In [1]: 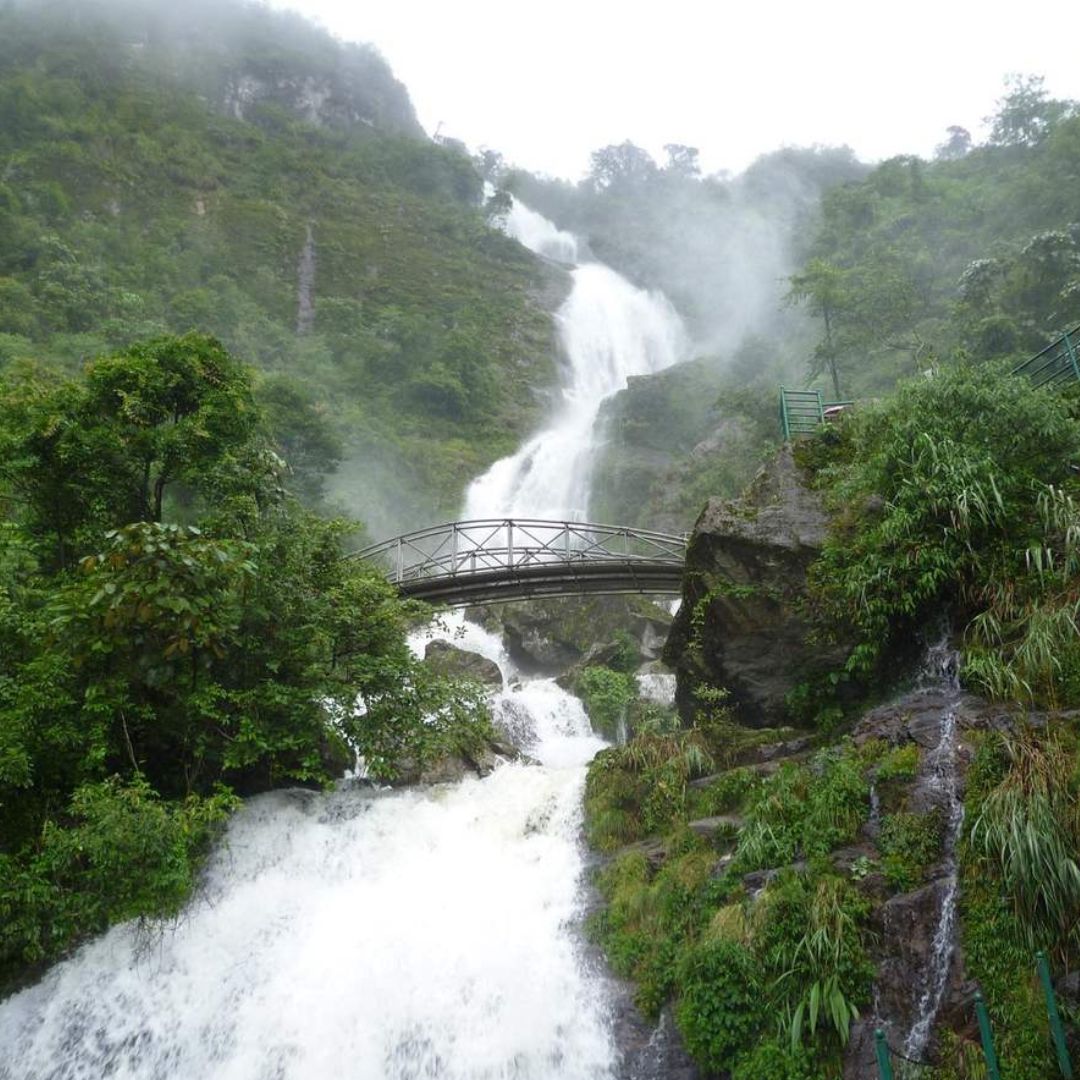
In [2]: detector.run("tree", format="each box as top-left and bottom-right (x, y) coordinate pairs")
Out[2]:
(588, 141), (658, 192)
(934, 126), (972, 161)
(988, 75), (1072, 148)
(0, 333), (267, 565)
(787, 259), (851, 398)
(663, 143), (700, 178)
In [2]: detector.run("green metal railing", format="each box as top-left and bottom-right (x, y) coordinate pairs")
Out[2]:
(778, 386), (854, 439)
(874, 953), (1075, 1079)
(1011, 325), (1080, 388)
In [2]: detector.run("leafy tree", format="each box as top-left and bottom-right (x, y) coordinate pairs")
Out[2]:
(786, 259), (850, 397)
(0, 334), (266, 566)
(934, 125), (972, 161)
(588, 141), (658, 193)
(988, 74), (1072, 148)
(663, 143), (700, 177)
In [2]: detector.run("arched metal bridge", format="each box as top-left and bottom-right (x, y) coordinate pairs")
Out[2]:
(352, 519), (687, 605)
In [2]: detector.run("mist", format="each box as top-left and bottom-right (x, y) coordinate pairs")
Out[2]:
(502, 142), (868, 369)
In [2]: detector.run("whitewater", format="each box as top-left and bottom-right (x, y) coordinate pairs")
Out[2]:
(0, 200), (686, 1080)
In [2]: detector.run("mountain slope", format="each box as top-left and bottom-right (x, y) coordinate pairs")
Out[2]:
(0, 0), (566, 534)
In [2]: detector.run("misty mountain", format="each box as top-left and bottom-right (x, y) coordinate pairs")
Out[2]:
(0, 0), (566, 535)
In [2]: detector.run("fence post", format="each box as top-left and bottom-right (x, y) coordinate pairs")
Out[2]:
(780, 386), (790, 440)
(507, 520), (514, 570)
(874, 1029), (894, 1080)
(1037, 951), (1074, 1078)
(395, 538), (403, 582)
(1063, 330), (1080, 384)
(975, 992), (1002, 1080)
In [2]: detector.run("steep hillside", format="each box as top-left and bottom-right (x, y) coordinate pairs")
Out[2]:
(0, 0), (565, 535)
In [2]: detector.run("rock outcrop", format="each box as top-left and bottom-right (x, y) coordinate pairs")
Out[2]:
(423, 641), (503, 688)
(473, 596), (672, 676)
(663, 445), (849, 726)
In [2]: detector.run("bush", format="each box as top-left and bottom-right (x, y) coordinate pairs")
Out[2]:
(0, 777), (236, 986)
(732, 1038), (816, 1080)
(576, 665), (636, 741)
(806, 362), (1080, 703)
(676, 940), (763, 1071)
(879, 811), (944, 891)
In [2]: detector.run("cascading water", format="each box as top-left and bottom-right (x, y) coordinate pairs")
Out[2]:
(0, 688), (616, 1079)
(466, 199), (686, 521)
(901, 639), (966, 1061)
(0, 203), (685, 1078)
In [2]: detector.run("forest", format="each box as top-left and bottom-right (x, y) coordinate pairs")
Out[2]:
(2, 0), (1080, 1076)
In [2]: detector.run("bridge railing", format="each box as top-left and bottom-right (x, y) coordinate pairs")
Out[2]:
(1011, 324), (1080, 389)
(352, 518), (686, 586)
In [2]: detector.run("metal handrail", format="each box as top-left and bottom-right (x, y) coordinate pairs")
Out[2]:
(351, 518), (688, 588)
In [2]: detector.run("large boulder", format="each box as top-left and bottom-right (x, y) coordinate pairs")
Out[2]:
(423, 640), (503, 688)
(663, 446), (848, 726)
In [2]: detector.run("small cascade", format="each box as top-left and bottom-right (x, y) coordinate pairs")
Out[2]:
(635, 671), (677, 708)
(902, 639), (966, 1061)
(0, 638), (619, 1080)
(867, 781), (881, 838)
(408, 609), (512, 684)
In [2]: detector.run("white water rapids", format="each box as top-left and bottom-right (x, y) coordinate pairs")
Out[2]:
(0, 205), (687, 1078)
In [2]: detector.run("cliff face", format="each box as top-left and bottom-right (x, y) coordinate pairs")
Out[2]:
(663, 445), (849, 726)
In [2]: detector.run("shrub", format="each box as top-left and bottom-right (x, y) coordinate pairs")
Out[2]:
(732, 1037), (817, 1079)
(676, 940), (764, 1071)
(878, 811), (944, 891)
(806, 362), (1080, 704)
(875, 742), (920, 783)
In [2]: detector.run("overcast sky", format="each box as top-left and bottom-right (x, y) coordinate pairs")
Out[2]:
(268, 0), (1080, 180)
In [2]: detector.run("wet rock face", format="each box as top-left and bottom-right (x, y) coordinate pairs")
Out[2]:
(423, 641), (503, 688)
(475, 596), (673, 677)
(842, 687), (1001, 1077)
(663, 446), (849, 726)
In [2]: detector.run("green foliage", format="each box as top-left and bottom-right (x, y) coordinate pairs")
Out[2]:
(731, 1038), (816, 1080)
(806, 362), (1080, 702)
(575, 665), (636, 741)
(728, 743), (869, 875)
(878, 811), (944, 891)
(957, 731), (1065, 1080)
(968, 729), (1080, 956)
(585, 728), (713, 850)
(0, 0), (560, 532)
(792, 83), (1080, 394)
(0, 777), (236, 983)
(754, 872), (873, 1053)
(676, 940), (763, 1070)
(0, 334), (491, 988)
(586, 717), (875, 1074)
(875, 742), (920, 783)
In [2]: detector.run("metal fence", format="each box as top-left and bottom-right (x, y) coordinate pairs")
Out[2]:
(875, 953), (1074, 1080)
(351, 518), (688, 605)
(779, 386), (854, 439)
(1011, 325), (1080, 389)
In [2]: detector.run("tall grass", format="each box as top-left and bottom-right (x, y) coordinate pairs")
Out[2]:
(969, 730), (1080, 955)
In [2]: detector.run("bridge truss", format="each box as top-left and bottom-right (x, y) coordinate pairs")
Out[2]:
(352, 518), (687, 606)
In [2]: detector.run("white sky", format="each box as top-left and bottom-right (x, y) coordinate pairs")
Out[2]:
(268, 0), (1080, 180)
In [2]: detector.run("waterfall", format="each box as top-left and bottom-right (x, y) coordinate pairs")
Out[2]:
(466, 200), (686, 521)
(902, 640), (965, 1061)
(0, 642), (618, 1080)
(0, 202), (683, 1078)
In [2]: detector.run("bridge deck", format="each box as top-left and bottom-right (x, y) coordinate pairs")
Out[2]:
(352, 518), (686, 606)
